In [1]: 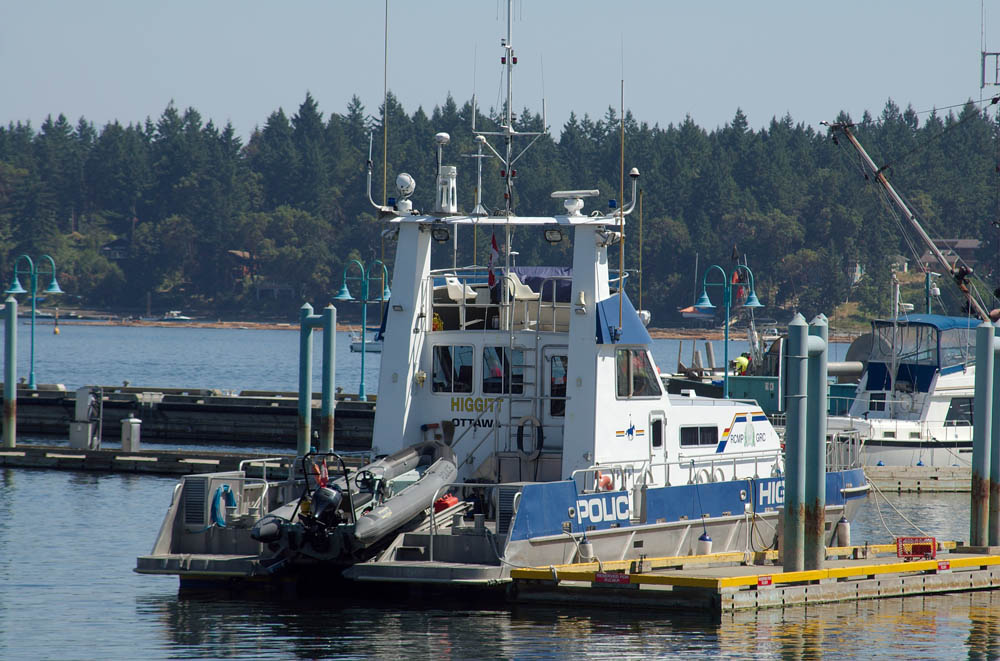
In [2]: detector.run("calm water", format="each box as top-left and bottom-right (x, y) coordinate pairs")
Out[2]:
(0, 323), (988, 660)
(11, 319), (848, 394)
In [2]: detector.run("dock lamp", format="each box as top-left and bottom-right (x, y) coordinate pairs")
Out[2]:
(694, 263), (763, 399)
(5, 254), (63, 390)
(334, 259), (391, 401)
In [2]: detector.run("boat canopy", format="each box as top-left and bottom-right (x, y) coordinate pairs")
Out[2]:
(874, 314), (981, 332)
(865, 314), (978, 391)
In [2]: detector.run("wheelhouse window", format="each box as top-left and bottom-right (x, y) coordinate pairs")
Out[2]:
(944, 397), (973, 426)
(433, 345), (474, 393)
(680, 426), (718, 447)
(483, 347), (524, 394)
(651, 418), (663, 448)
(550, 355), (567, 416)
(869, 392), (886, 412)
(616, 348), (661, 398)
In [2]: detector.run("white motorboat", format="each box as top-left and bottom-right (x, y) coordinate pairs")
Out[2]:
(828, 314), (977, 467)
(349, 329), (382, 353)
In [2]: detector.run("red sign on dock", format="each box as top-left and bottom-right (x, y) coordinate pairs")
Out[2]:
(757, 575), (773, 587)
(594, 572), (631, 585)
(896, 536), (936, 559)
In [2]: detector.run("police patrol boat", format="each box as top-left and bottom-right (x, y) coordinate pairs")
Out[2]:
(136, 0), (867, 588)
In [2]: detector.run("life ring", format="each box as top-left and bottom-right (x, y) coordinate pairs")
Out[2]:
(898, 392), (914, 412)
(595, 470), (615, 491)
(516, 415), (544, 461)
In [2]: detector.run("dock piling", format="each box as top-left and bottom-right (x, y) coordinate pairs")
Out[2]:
(992, 324), (1000, 544)
(804, 315), (828, 570)
(783, 313), (808, 572)
(972, 321), (996, 546)
(298, 303), (315, 456)
(320, 305), (336, 453)
(298, 303), (339, 456)
(3, 296), (16, 448)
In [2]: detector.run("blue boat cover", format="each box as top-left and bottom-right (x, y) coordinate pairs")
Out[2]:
(874, 313), (981, 331)
(596, 291), (651, 345)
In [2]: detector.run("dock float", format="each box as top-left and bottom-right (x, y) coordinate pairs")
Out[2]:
(865, 465), (970, 493)
(0, 445), (362, 477)
(508, 542), (1000, 612)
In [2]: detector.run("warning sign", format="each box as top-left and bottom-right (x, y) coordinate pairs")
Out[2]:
(594, 572), (631, 585)
(896, 536), (936, 559)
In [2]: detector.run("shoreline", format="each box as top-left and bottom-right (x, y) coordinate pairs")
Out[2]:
(46, 317), (861, 342)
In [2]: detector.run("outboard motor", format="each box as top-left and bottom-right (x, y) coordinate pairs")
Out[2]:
(312, 486), (344, 526)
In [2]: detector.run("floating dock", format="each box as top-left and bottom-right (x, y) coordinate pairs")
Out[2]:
(13, 385), (374, 449)
(508, 542), (1000, 612)
(0, 445), (362, 477)
(865, 465), (970, 493)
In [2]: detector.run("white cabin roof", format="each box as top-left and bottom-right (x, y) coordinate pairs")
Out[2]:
(388, 213), (625, 227)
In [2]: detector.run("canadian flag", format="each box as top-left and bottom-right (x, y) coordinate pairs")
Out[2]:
(488, 232), (499, 288)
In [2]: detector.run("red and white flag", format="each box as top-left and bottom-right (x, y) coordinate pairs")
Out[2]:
(488, 232), (499, 288)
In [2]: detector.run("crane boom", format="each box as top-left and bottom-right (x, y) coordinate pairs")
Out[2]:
(825, 121), (990, 321)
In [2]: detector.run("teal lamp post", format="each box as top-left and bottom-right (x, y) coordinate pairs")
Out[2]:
(694, 264), (763, 399)
(5, 254), (63, 390)
(334, 259), (391, 401)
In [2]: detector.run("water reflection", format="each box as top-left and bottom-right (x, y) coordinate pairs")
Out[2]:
(130, 586), (1000, 659)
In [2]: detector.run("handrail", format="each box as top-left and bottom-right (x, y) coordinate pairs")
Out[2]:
(237, 456), (290, 482)
(574, 448), (783, 491)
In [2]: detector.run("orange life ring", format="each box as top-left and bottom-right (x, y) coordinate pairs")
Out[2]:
(596, 470), (614, 491)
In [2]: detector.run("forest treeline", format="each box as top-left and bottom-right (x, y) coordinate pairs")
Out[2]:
(0, 91), (997, 324)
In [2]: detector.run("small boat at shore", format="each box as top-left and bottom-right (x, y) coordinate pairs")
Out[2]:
(349, 329), (382, 353)
(160, 310), (194, 322)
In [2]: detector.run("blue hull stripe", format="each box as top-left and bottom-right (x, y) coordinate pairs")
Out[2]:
(508, 468), (867, 542)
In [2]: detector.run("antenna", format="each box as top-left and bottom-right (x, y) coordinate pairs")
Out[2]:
(474, 0), (546, 216)
(383, 0), (389, 205)
(618, 78), (625, 331)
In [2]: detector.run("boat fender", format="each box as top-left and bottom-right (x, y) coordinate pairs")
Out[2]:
(516, 415), (543, 461)
(835, 516), (851, 547)
(595, 470), (614, 491)
(697, 532), (713, 555)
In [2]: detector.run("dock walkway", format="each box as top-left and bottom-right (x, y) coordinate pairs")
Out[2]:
(509, 542), (1000, 612)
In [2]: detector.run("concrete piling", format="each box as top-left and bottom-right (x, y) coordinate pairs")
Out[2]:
(319, 305), (336, 453)
(3, 296), (16, 449)
(298, 303), (339, 456)
(298, 303), (315, 456)
(972, 321), (995, 547)
(804, 315), (828, 570)
(783, 313), (808, 572)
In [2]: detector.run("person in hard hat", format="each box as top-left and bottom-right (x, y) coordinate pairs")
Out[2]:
(733, 353), (749, 376)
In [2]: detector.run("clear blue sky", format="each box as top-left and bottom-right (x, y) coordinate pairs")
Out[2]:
(1, 1), (995, 141)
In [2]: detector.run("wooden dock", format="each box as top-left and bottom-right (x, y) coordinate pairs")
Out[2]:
(509, 541), (1000, 612)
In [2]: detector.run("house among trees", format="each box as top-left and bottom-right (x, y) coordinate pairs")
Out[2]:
(100, 237), (130, 261)
(916, 239), (981, 271)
